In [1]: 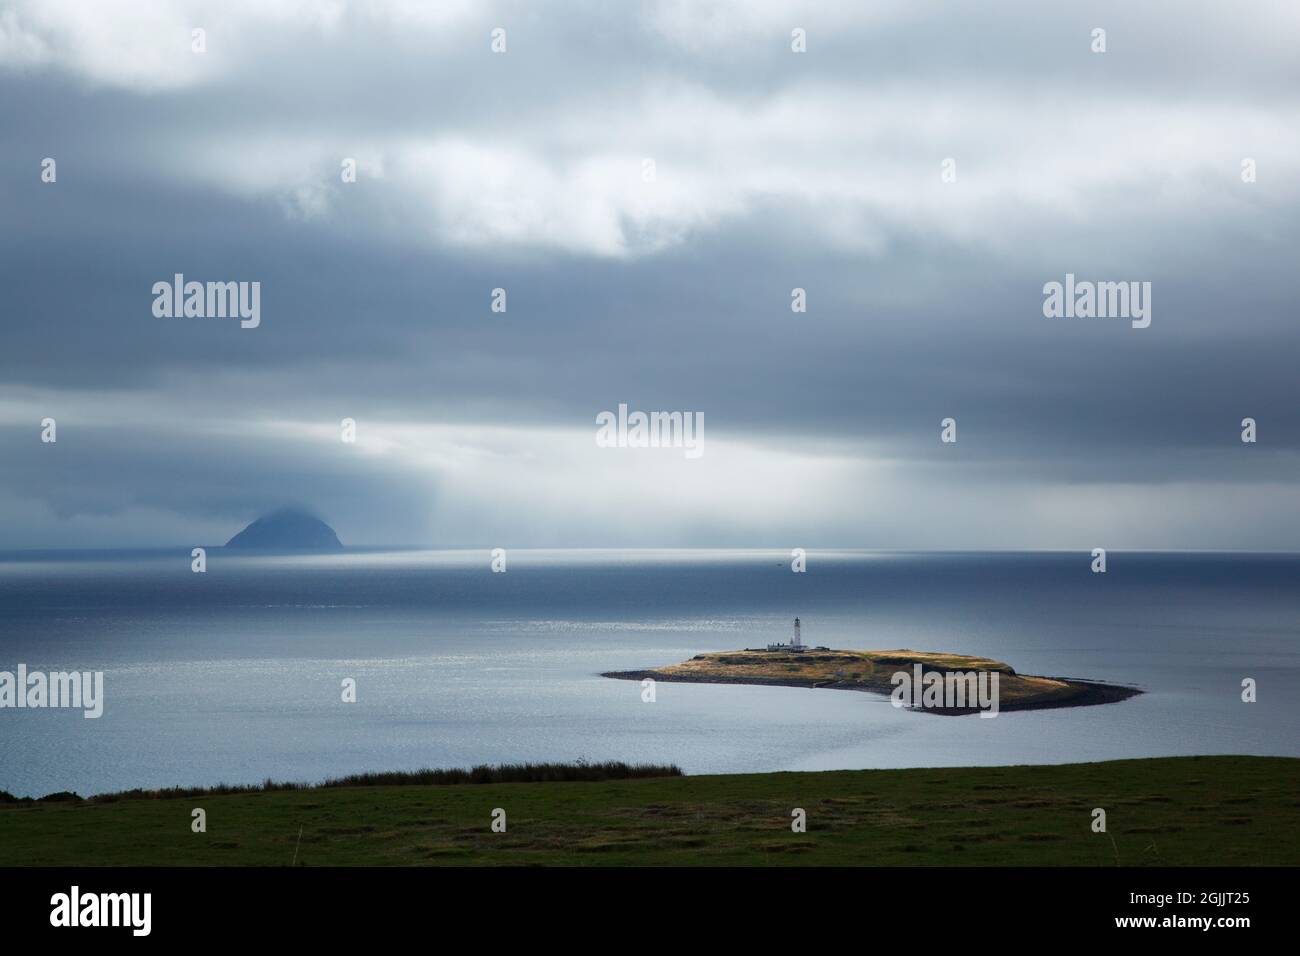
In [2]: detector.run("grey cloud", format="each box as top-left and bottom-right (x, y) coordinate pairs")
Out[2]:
(1, 0), (1297, 549)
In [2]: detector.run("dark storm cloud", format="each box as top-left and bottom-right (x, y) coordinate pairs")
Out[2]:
(0, 421), (439, 547)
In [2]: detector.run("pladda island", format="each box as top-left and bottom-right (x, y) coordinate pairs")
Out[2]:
(603, 619), (1140, 716)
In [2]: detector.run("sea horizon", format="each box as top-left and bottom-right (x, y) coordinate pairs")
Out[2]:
(6, 545), (1300, 558)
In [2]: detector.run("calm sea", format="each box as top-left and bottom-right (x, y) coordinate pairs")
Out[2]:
(0, 549), (1296, 797)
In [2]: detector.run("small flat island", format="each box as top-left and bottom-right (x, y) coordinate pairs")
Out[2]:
(604, 620), (1140, 715)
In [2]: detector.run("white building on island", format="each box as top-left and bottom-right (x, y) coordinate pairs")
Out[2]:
(767, 617), (809, 652)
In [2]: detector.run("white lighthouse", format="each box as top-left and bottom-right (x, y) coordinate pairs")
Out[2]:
(766, 617), (809, 652)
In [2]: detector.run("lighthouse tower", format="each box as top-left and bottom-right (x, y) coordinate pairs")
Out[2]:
(765, 617), (809, 652)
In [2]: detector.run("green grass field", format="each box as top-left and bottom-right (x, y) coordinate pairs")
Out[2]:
(2, 756), (1296, 866)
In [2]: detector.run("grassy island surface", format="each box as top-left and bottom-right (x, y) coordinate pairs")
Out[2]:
(603, 648), (1141, 714)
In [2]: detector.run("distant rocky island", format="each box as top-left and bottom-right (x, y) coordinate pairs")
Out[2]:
(224, 508), (343, 551)
(603, 647), (1140, 715)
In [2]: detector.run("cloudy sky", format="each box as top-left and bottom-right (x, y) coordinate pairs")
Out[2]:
(1, 0), (1297, 549)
